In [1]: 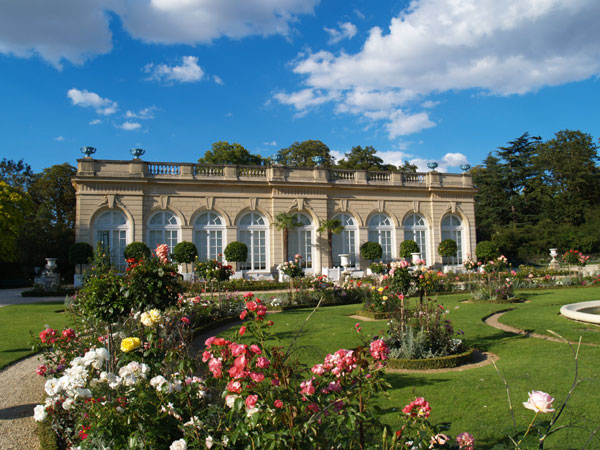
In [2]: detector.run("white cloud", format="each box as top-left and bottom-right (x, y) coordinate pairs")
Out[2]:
(89, 119), (102, 125)
(264, 140), (277, 146)
(54, 136), (65, 141)
(125, 107), (156, 119)
(118, 121), (141, 131)
(213, 75), (224, 85)
(374, 150), (414, 168)
(276, 0), (600, 138)
(0, 0), (317, 66)
(324, 22), (357, 45)
(67, 88), (118, 115)
(409, 153), (469, 172)
(145, 56), (204, 83)
(330, 149), (344, 163)
(385, 110), (436, 138)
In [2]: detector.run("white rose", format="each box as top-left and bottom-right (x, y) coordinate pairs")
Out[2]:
(205, 436), (213, 449)
(169, 439), (187, 450)
(225, 394), (239, 409)
(150, 375), (168, 391)
(62, 398), (74, 410)
(33, 405), (47, 422)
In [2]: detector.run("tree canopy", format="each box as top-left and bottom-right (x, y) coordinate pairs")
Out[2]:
(276, 140), (335, 167)
(198, 141), (267, 166)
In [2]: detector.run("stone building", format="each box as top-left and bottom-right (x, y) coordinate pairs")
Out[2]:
(72, 157), (477, 277)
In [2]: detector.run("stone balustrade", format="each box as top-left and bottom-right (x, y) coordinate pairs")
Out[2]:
(76, 158), (473, 188)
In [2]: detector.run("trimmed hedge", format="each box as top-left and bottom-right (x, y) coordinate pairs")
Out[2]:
(37, 417), (60, 450)
(385, 348), (475, 370)
(355, 310), (391, 320)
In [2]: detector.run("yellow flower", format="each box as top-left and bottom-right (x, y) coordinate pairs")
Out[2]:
(140, 309), (162, 327)
(377, 287), (384, 293)
(121, 337), (141, 353)
(382, 296), (388, 300)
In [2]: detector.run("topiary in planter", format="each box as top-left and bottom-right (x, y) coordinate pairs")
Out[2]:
(399, 240), (420, 258)
(360, 241), (383, 263)
(438, 239), (458, 258)
(224, 241), (248, 263)
(172, 241), (198, 264)
(476, 240), (499, 263)
(123, 242), (151, 260)
(68, 242), (94, 273)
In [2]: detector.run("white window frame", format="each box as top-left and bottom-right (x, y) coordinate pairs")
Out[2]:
(332, 213), (359, 268)
(367, 213), (395, 263)
(403, 214), (428, 264)
(94, 210), (129, 271)
(238, 212), (269, 272)
(441, 214), (463, 265)
(194, 212), (225, 262)
(288, 213), (314, 272)
(147, 211), (180, 253)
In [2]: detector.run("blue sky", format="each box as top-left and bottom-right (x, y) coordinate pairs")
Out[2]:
(1, 0), (599, 173)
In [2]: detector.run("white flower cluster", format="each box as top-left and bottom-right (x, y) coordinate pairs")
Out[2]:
(118, 361), (150, 386)
(34, 348), (110, 421)
(150, 374), (182, 393)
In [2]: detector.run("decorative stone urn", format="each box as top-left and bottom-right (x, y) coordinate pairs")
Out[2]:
(339, 254), (350, 271)
(549, 248), (560, 270)
(411, 252), (421, 264)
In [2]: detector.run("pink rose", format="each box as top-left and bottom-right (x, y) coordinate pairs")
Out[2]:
(300, 378), (315, 396)
(208, 358), (222, 378)
(523, 390), (555, 413)
(369, 339), (390, 361)
(239, 326), (246, 336)
(227, 380), (242, 393)
(250, 372), (265, 383)
(456, 432), (474, 450)
(245, 394), (258, 409)
(240, 310), (247, 320)
(250, 344), (262, 354)
(274, 399), (283, 408)
(256, 357), (270, 369)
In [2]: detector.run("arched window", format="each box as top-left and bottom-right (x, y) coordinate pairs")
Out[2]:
(238, 212), (269, 271)
(367, 214), (394, 262)
(403, 214), (428, 263)
(94, 210), (129, 271)
(288, 213), (313, 270)
(332, 213), (359, 268)
(441, 214), (463, 265)
(194, 212), (225, 261)
(147, 211), (180, 252)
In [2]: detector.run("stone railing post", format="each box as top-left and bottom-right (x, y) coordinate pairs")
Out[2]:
(180, 164), (194, 177)
(77, 159), (96, 176)
(427, 171), (441, 188)
(462, 173), (473, 187)
(224, 166), (237, 181)
(355, 170), (367, 184)
(129, 160), (145, 177)
(313, 167), (329, 182)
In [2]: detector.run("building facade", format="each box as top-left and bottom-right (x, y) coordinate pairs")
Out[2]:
(72, 158), (477, 276)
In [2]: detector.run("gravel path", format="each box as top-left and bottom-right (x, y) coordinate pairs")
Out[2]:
(0, 356), (44, 450)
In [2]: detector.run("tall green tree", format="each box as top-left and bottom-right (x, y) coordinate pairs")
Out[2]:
(19, 163), (77, 277)
(0, 158), (35, 192)
(533, 130), (600, 225)
(0, 181), (32, 262)
(198, 141), (266, 166)
(337, 146), (394, 171)
(472, 155), (510, 240)
(276, 140), (335, 167)
(317, 219), (344, 266)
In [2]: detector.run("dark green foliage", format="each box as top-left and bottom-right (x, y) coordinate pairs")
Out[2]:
(198, 141), (266, 166)
(476, 240), (499, 262)
(224, 241), (248, 262)
(276, 140), (335, 167)
(121, 257), (183, 311)
(438, 239), (458, 258)
(360, 241), (383, 261)
(68, 242), (94, 267)
(337, 146), (396, 171)
(123, 242), (151, 260)
(399, 240), (420, 258)
(171, 241), (198, 264)
(78, 270), (128, 323)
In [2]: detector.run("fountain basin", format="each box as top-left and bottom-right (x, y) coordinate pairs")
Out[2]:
(560, 300), (600, 324)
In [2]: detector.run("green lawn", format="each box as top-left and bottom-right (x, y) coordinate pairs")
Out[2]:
(0, 302), (71, 369)
(223, 288), (600, 450)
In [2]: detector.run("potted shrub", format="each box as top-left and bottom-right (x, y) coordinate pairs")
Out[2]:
(475, 240), (499, 263)
(171, 241), (198, 281)
(123, 242), (151, 261)
(68, 242), (94, 287)
(399, 240), (420, 260)
(438, 239), (458, 271)
(360, 241), (383, 275)
(224, 241), (248, 279)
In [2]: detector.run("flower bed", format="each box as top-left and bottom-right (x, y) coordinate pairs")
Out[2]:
(385, 348), (475, 370)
